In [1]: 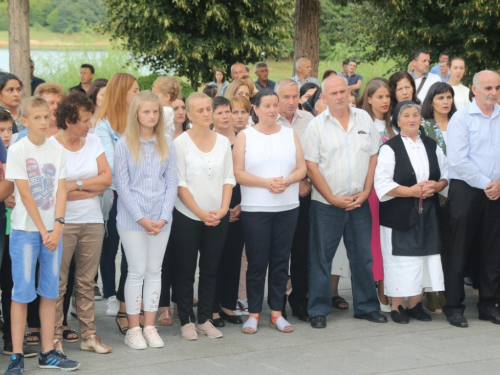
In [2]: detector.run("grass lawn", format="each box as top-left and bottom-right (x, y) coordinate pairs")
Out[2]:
(0, 25), (111, 49)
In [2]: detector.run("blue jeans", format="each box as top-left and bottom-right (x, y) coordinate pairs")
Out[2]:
(308, 200), (379, 317)
(10, 229), (63, 303)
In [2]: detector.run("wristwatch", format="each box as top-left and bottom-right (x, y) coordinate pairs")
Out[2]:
(76, 180), (83, 191)
(55, 217), (65, 225)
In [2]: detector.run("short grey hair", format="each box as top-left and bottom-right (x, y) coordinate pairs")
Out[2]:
(274, 79), (299, 95)
(397, 103), (421, 122)
(472, 70), (500, 87)
(230, 62), (245, 74)
(321, 75), (348, 92)
(254, 62), (268, 72)
(295, 57), (309, 70)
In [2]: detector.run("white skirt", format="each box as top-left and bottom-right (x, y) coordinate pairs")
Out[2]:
(380, 226), (444, 297)
(331, 237), (351, 278)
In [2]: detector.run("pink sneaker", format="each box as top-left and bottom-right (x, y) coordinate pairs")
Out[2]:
(143, 326), (164, 348)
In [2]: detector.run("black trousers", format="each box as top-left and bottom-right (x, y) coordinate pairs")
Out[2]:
(444, 179), (500, 316)
(213, 219), (245, 312)
(172, 209), (229, 325)
(288, 194), (311, 311)
(159, 236), (176, 307)
(241, 208), (299, 314)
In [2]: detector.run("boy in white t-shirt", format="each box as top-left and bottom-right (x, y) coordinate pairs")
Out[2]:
(4, 97), (79, 374)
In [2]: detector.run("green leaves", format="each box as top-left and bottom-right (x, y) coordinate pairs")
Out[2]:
(100, 0), (294, 89)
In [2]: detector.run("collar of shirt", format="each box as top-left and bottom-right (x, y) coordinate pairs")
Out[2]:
(323, 105), (356, 132)
(410, 71), (428, 80)
(139, 135), (157, 144)
(277, 110), (302, 125)
(469, 99), (500, 119)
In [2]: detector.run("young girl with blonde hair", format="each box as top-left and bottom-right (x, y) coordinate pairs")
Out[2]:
(114, 90), (178, 349)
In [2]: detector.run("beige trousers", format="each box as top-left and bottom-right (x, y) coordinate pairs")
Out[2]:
(55, 223), (104, 341)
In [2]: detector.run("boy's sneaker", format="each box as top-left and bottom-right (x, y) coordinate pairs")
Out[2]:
(234, 299), (249, 316)
(94, 286), (103, 301)
(80, 334), (112, 354)
(38, 349), (80, 371)
(3, 340), (36, 358)
(5, 353), (24, 374)
(106, 296), (119, 316)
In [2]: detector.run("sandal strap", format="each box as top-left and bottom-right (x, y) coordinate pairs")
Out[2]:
(273, 316), (293, 331)
(242, 317), (259, 332)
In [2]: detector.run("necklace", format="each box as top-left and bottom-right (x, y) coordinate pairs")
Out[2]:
(62, 132), (82, 155)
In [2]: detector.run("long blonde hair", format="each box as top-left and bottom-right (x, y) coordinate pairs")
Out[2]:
(97, 73), (136, 134)
(124, 90), (169, 163)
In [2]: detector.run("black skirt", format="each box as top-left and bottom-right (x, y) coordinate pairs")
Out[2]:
(391, 199), (442, 257)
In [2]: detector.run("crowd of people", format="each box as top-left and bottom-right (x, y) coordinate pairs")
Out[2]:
(0, 47), (500, 373)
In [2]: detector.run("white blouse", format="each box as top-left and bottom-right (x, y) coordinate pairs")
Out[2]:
(375, 136), (448, 202)
(174, 132), (236, 221)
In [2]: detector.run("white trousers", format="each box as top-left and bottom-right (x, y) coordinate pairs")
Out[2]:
(117, 224), (171, 315)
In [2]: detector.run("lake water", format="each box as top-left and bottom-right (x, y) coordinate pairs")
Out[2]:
(0, 48), (152, 77)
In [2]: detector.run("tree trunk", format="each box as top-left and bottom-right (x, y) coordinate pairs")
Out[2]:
(293, 0), (320, 78)
(9, 0), (31, 97)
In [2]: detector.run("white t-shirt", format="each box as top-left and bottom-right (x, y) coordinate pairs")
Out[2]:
(49, 134), (105, 224)
(6, 137), (67, 232)
(240, 126), (299, 212)
(163, 107), (175, 139)
(174, 132), (236, 221)
(414, 72), (442, 102)
(451, 83), (471, 110)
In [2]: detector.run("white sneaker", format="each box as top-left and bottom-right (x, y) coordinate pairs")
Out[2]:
(124, 327), (147, 350)
(143, 326), (164, 348)
(106, 296), (119, 316)
(234, 299), (249, 316)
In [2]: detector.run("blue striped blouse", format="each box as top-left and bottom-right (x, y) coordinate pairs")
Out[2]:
(114, 136), (178, 232)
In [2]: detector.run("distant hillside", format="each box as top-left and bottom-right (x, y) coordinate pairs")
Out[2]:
(0, 0), (106, 34)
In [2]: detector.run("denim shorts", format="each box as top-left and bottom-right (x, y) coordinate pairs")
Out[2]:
(10, 229), (62, 303)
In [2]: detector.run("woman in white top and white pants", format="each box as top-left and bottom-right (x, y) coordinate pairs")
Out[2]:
(172, 92), (235, 341)
(233, 89), (307, 334)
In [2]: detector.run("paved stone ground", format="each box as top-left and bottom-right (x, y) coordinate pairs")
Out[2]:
(1, 276), (498, 375)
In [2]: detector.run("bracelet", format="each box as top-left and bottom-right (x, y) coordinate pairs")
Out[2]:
(288, 177), (293, 186)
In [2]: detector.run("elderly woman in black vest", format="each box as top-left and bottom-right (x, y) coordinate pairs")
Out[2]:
(374, 101), (449, 324)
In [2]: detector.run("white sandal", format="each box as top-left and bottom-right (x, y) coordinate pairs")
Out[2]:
(269, 316), (293, 333)
(242, 317), (259, 334)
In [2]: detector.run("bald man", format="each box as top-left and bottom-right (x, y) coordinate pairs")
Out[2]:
(301, 75), (386, 328)
(291, 58), (319, 88)
(445, 70), (500, 328)
(230, 63), (247, 81)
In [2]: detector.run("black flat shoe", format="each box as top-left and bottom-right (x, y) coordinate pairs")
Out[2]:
(219, 309), (242, 324)
(479, 310), (500, 325)
(447, 312), (468, 328)
(291, 308), (309, 322)
(354, 311), (388, 323)
(391, 305), (409, 324)
(406, 302), (432, 322)
(310, 315), (326, 328)
(211, 317), (225, 327)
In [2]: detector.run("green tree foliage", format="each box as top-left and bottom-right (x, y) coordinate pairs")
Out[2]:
(30, 0), (55, 27)
(99, 0), (294, 90)
(27, 0), (106, 33)
(0, 2), (8, 31)
(319, 0), (357, 60)
(339, 0), (500, 82)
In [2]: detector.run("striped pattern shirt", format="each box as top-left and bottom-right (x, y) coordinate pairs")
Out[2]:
(114, 136), (178, 232)
(301, 106), (381, 204)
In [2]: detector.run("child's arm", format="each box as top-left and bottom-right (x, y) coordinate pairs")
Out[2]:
(44, 178), (66, 251)
(15, 179), (50, 239)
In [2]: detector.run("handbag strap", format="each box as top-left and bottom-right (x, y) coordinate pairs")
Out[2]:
(416, 77), (427, 96)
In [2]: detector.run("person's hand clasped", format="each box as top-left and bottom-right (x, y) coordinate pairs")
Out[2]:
(420, 180), (440, 198)
(5, 194), (15, 209)
(229, 204), (241, 222)
(206, 208), (227, 226)
(345, 192), (368, 211)
(485, 180), (500, 200)
(138, 218), (161, 236)
(299, 179), (312, 197)
(43, 228), (62, 252)
(268, 176), (288, 194)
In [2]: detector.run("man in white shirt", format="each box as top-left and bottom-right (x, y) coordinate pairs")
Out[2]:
(291, 58), (320, 88)
(410, 49), (442, 102)
(275, 79), (314, 321)
(301, 75), (387, 328)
